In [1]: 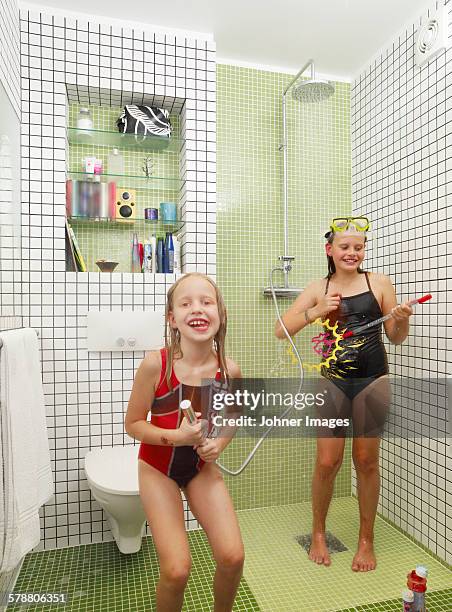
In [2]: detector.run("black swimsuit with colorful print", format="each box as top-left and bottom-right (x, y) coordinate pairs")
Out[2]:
(320, 271), (389, 400)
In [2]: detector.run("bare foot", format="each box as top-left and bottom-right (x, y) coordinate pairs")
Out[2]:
(308, 533), (331, 566)
(352, 539), (376, 572)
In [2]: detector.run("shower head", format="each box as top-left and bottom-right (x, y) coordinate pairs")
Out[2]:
(292, 78), (335, 103)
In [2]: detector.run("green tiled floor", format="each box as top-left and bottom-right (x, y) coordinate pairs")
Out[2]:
(238, 497), (452, 612)
(7, 530), (259, 611)
(6, 499), (452, 611)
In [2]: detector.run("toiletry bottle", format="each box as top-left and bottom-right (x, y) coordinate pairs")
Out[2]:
(93, 182), (102, 218)
(163, 232), (169, 273)
(86, 182), (94, 217)
(162, 233), (168, 273)
(79, 181), (89, 217)
(76, 107), (93, 132)
(166, 232), (174, 273)
(402, 589), (414, 611)
(143, 241), (152, 273)
(173, 234), (181, 272)
(66, 179), (73, 217)
(94, 159), (103, 182)
(70, 180), (79, 217)
(156, 237), (164, 273)
(150, 234), (157, 273)
(99, 183), (109, 218)
(131, 232), (141, 273)
(83, 156), (96, 174)
(162, 233), (168, 274)
(407, 566), (427, 612)
(108, 181), (117, 219)
(108, 148), (125, 176)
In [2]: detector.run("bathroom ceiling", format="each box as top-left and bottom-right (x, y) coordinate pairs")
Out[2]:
(24, 0), (432, 79)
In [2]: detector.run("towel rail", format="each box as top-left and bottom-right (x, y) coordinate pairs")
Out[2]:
(0, 328), (39, 348)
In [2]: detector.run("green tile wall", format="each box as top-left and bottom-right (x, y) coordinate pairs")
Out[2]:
(216, 64), (352, 509)
(67, 104), (181, 272)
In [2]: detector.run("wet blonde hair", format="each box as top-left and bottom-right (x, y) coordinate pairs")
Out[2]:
(164, 273), (228, 390)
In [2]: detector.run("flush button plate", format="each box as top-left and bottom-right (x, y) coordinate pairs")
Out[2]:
(87, 310), (164, 352)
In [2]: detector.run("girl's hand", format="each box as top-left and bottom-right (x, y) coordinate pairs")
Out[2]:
(178, 412), (205, 446)
(391, 302), (413, 321)
(313, 291), (342, 318)
(195, 439), (222, 462)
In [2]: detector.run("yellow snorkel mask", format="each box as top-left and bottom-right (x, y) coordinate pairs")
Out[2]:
(324, 216), (370, 239)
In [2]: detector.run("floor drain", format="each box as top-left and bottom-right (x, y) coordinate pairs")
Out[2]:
(295, 531), (348, 554)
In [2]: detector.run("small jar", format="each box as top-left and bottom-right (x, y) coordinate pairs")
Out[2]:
(77, 107), (93, 131)
(144, 207), (158, 220)
(160, 202), (177, 221)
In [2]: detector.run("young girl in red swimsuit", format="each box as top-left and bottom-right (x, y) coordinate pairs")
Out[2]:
(125, 273), (244, 612)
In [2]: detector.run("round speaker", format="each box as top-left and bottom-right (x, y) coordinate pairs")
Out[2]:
(119, 204), (133, 218)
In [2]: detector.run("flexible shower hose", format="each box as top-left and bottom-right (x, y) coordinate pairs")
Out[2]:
(217, 267), (305, 476)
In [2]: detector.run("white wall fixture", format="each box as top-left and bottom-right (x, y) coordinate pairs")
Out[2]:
(415, 4), (449, 67)
(87, 310), (164, 352)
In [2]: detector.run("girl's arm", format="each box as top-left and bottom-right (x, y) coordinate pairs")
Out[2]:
(216, 359), (242, 452)
(274, 281), (321, 339)
(125, 351), (204, 447)
(196, 358), (242, 462)
(274, 280), (342, 339)
(380, 275), (412, 345)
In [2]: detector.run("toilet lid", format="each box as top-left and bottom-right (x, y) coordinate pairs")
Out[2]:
(84, 446), (140, 495)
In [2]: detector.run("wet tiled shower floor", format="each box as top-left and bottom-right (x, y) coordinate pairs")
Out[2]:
(7, 498), (452, 611)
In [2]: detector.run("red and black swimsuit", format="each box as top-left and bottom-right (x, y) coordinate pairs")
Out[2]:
(138, 348), (222, 488)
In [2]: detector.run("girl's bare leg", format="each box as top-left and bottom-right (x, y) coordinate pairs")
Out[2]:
(184, 463), (244, 612)
(139, 460), (191, 612)
(351, 375), (391, 571)
(309, 378), (348, 566)
(309, 436), (346, 565)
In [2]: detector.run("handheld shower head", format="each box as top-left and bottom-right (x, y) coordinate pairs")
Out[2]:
(292, 78), (335, 103)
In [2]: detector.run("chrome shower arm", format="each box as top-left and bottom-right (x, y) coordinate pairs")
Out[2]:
(282, 58), (314, 97)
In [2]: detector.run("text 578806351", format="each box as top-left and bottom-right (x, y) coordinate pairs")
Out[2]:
(7, 593), (68, 604)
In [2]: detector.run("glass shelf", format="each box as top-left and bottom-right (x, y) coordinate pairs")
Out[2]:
(67, 127), (183, 153)
(67, 172), (183, 191)
(68, 216), (184, 232)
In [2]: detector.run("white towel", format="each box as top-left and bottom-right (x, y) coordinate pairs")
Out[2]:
(0, 328), (53, 572)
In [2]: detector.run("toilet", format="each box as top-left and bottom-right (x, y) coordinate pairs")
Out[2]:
(84, 445), (147, 554)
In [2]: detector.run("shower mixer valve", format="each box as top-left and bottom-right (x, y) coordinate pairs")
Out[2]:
(278, 255), (295, 272)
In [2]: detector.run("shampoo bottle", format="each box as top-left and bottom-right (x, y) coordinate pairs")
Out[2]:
(131, 232), (141, 273)
(143, 241), (152, 273)
(156, 237), (164, 273)
(165, 232), (174, 273)
(150, 234), (157, 273)
(173, 234), (181, 272)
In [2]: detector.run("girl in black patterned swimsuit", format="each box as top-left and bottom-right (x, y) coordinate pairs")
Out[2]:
(275, 217), (414, 572)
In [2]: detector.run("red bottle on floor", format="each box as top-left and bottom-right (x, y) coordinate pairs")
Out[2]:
(407, 566), (428, 612)
(402, 589), (414, 611)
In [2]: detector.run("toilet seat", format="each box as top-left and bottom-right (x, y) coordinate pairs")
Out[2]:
(85, 446), (140, 496)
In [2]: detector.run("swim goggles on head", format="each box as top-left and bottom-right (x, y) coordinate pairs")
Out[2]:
(325, 216), (370, 238)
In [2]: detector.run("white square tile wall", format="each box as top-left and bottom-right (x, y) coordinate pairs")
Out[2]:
(0, 0), (21, 320)
(0, 0), (23, 594)
(0, 0), (20, 116)
(19, 7), (216, 549)
(351, 0), (452, 564)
